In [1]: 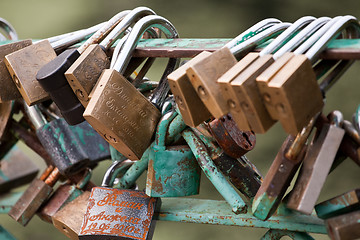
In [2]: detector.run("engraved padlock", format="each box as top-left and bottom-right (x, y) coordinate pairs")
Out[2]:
(79, 160), (160, 240)
(84, 15), (179, 160)
(146, 110), (201, 197)
(36, 10), (131, 125)
(5, 24), (104, 106)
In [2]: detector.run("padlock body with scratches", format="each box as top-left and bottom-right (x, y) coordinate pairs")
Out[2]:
(5, 40), (55, 105)
(79, 188), (159, 240)
(65, 44), (110, 107)
(84, 69), (161, 160)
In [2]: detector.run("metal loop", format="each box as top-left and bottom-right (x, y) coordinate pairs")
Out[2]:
(0, 17), (18, 40)
(101, 160), (134, 187)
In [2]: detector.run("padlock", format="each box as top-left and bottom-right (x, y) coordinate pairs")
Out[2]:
(8, 166), (60, 226)
(208, 113), (256, 159)
(326, 210), (360, 240)
(252, 115), (316, 221)
(220, 17), (319, 132)
(0, 144), (39, 193)
(287, 111), (345, 214)
(79, 160), (160, 240)
(64, 7), (156, 107)
(24, 103), (90, 176)
(167, 52), (212, 127)
(168, 18), (280, 127)
(37, 169), (94, 223)
(84, 15), (179, 160)
(4, 23), (104, 106)
(0, 101), (13, 141)
(36, 10), (131, 125)
(191, 126), (262, 200)
(315, 189), (360, 219)
(257, 16), (358, 135)
(52, 160), (133, 240)
(146, 110), (201, 197)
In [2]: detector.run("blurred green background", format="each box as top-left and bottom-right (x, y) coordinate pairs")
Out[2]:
(0, 0), (360, 239)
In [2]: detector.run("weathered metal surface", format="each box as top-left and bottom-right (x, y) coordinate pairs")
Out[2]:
(130, 38), (360, 59)
(0, 145), (39, 193)
(0, 225), (16, 240)
(252, 135), (305, 220)
(261, 229), (314, 240)
(8, 168), (60, 226)
(315, 189), (360, 219)
(146, 111), (200, 197)
(155, 198), (326, 234)
(182, 129), (247, 214)
(79, 188), (159, 240)
(208, 113), (256, 158)
(326, 210), (360, 240)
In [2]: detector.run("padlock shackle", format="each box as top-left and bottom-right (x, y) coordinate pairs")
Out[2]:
(101, 160), (134, 187)
(224, 18), (282, 50)
(77, 10), (131, 54)
(260, 16), (316, 56)
(343, 120), (360, 145)
(155, 110), (177, 148)
(273, 17), (332, 59)
(50, 21), (106, 51)
(230, 22), (292, 56)
(23, 103), (48, 130)
(306, 15), (359, 63)
(292, 16), (342, 57)
(99, 7), (156, 50)
(353, 104), (360, 133)
(0, 17), (18, 40)
(327, 110), (344, 128)
(113, 15), (179, 74)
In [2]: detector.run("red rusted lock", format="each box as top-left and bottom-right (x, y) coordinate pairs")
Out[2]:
(79, 187), (160, 240)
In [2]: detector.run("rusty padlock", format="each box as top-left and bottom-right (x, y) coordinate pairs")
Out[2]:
(146, 110), (201, 197)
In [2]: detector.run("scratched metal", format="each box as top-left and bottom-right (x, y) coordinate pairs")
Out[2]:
(155, 198), (326, 234)
(315, 189), (360, 219)
(79, 188), (159, 240)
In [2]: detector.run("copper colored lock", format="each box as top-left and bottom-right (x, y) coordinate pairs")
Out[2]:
(208, 113), (256, 158)
(167, 51), (212, 127)
(326, 210), (360, 240)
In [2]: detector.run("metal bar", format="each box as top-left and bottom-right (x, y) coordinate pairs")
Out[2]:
(131, 38), (360, 59)
(155, 198), (326, 234)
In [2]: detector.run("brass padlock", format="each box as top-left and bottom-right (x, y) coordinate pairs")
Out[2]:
(0, 40), (32, 102)
(167, 52), (212, 127)
(220, 22), (304, 133)
(84, 15), (179, 160)
(65, 7), (155, 107)
(4, 26), (102, 106)
(257, 16), (357, 135)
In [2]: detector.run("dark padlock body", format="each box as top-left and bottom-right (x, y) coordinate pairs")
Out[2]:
(36, 118), (90, 176)
(8, 178), (52, 226)
(79, 188), (160, 240)
(36, 49), (85, 125)
(208, 113), (256, 158)
(212, 153), (262, 199)
(69, 121), (110, 164)
(0, 145), (39, 193)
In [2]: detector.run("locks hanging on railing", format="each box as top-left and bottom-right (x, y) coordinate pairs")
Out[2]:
(146, 110), (201, 197)
(5, 24), (104, 106)
(84, 15), (179, 160)
(79, 160), (160, 240)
